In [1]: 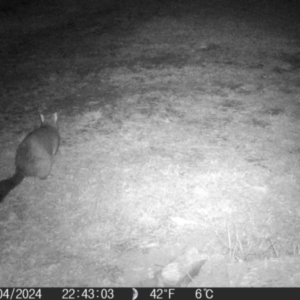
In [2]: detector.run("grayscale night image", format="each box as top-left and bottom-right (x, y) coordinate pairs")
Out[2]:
(0, 0), (300, 288)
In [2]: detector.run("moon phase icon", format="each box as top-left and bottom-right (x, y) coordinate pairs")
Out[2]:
(132, 288), (138, 300)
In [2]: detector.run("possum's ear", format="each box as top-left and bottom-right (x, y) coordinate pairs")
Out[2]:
(40, 114), (45, 124)
(53, 112), (58, 123)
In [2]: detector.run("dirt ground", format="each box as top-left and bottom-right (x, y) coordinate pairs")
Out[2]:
(0, 0), (300, 287)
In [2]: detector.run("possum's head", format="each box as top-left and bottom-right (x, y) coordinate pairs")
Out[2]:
(40, 113), (59, 129)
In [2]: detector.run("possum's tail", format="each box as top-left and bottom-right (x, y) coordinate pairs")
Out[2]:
(0, 171), (25, 203)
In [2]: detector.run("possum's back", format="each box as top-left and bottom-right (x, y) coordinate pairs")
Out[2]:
(16, 125), (60, 179)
